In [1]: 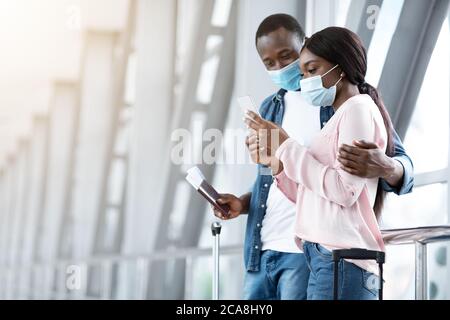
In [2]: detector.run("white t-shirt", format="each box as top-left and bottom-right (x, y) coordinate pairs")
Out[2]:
(260, 91), (321, 252)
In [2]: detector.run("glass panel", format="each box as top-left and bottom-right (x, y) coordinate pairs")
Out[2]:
(168, 181), (191, 241)
(382, 183), (448, 299)
(381, 183), (447, 229)
(384, 242), (450, 300)
(384, 244), (415, 299)
(403, 18), (449, 174)
(107, 159), (126, 206)
(335, 0), (352, 27)
(114, 123), (130, 155)
(366, 0), (404, 87)
(428, 243), (450, 299)
(114, 260), (141, 299)
(103, 207), (120, 250)
(189, 254), (243, 299)
(196, 36), (223, 104)
(87, 264), (101, 298)
(124, 53), (136, 105)
(211, 0), (232, 27)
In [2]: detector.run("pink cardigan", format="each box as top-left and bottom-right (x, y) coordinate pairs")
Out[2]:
(274, 94), (387, 275)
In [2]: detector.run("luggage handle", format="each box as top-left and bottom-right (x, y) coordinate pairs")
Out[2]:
(332, 248), (385, 300)
(211, 222), (222, 300)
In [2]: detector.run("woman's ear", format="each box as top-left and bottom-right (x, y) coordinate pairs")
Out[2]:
(337, 66), (346, 78)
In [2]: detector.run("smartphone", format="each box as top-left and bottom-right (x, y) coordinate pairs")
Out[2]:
(237, 95), (259, 115)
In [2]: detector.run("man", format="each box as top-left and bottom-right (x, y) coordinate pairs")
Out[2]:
(213, 14), (414, 300)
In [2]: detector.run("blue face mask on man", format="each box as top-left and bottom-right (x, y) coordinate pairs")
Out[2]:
(267, 59), (302, 91)
(300, 64), (343, 107)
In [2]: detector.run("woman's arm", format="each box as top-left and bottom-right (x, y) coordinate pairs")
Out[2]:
(272, 161), (299, 203)
(336, 130), (413, 195)
(275, 103), (378, 208)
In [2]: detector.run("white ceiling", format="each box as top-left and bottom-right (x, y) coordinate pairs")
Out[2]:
(0, 0), (129, 166)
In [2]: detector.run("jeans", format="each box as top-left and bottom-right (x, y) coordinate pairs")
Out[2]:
(302, 241), (379, 300)
(243, 250), (310, 300)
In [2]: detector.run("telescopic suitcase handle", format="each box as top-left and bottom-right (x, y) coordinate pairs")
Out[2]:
(332, 249), (385, 300)
(211, 222), (222, 300)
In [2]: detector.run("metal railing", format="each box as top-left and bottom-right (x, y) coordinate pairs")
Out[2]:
(0, 244), (242, 300)
(381, 225), (450, 300)
(1, 225), (450, 300)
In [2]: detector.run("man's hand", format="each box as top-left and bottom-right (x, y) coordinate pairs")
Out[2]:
(338, 140), (404, 187)
(211, 194), (245, 220)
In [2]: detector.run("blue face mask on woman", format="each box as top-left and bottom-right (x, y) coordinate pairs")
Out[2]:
(300, 64), (343, 107)
(267, 59), (302, 91)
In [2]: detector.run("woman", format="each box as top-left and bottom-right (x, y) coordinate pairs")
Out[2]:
(245, 27), (394, 300)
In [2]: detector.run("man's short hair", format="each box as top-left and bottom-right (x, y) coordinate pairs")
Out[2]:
(255, 14), (305, 46)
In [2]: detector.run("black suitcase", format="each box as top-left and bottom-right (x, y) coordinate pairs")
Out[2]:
(332, 249), (385, 300)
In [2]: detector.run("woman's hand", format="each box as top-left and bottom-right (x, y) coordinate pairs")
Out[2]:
(244, 112), (287, 174)
(244, 111), (290, 156)
(246, 132), (272, 167)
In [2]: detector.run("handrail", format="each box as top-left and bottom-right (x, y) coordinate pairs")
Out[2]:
(0, 244), (243, 271)
(2, 226), (450, 300)
(382, 225), (450, 300)
(3, 227), (450, 270)
(382, 225), (450, 245)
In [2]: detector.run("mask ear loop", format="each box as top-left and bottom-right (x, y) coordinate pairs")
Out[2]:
(322, 64), (339, 78)
(334, 76), (343, 87)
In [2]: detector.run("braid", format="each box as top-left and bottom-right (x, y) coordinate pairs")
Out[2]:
(357, 81), (369, 94)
